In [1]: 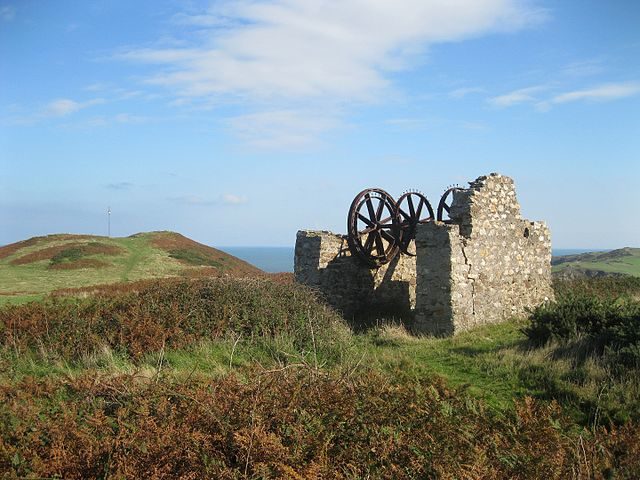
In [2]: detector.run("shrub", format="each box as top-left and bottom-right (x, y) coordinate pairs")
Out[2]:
(50, 247), (84, 265)
(525, 295), (640, 368)
(0, 278), (349, 362)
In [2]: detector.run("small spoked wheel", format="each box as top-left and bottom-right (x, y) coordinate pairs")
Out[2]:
(437, 186), (462, 223)
(347, 188), (399, 267)
(395, 192), (434, 256)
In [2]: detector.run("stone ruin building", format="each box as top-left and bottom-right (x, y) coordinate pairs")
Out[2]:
(294, 173), (553, 336)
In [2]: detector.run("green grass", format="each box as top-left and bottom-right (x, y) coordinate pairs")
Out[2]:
(351, 321), (527, 410)
(553, 247), (640, 277)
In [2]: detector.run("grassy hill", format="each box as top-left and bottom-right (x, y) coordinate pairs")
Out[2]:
(0, 231), (262, 304)
(552, 247), (640, 278)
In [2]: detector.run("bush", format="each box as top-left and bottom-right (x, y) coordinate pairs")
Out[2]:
(525, 295), (640, 368)
(0, 278), (349, 362)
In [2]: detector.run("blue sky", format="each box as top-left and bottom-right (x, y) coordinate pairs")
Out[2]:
(1, 0), (639, 248)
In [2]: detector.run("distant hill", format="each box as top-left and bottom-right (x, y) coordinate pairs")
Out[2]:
(552, 247), (640, 278)
(0, 231), (262, 304)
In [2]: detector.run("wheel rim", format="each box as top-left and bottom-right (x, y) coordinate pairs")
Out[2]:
(436, 186), (462, 223)
(395, 192), (434, 256)
(347, 188), (399, 267)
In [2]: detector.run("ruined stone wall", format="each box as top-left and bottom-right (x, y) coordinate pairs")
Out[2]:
(414, 174), (553, 335)
(294, 230), (416, 319)
(295, 173), (553, 335)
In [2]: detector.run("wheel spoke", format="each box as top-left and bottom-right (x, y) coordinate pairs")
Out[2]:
(443, 203), (451, 213)
(357, 213), (374, 227)
(378, 215), (393, 226)
(374, 232), (385, 256)
(398, 208), (411, 221)
(416, 198), (424, 219)
(375, 198), (385, 220)
(358, 225), (376, 235)
(365, 195), (377, 221)
(380, 229), (395, 244)
(408, 195), (416, 218)
(364, 232), (375, 253)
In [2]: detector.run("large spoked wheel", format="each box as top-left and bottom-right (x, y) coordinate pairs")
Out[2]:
(437, 186), (462, 223)
(347, 188), (399, 267)
(395, 192), (434, 256)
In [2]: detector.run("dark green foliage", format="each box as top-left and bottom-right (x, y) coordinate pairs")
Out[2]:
(50, 247), (84, 265)
(526, 287), (640, 369)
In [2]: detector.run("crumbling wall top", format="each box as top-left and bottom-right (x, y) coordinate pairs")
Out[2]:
(449, 173), (523, 238)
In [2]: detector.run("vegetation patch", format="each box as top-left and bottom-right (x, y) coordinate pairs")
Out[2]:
(150, 231), (260, 275)
(0, 237), (41, 260)
(553, 276), (640, 300)
(553, 247), (640, 278)
(168, 248), (223, 267)
(49, 258), (112, 270)
(11, 242), (124, 266)
(526, 295), (640, 369)
(2, 369), (639, 479)
(0, 278), (347, 362)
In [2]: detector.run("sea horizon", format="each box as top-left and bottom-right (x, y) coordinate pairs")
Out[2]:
(218, 246), (614, 273)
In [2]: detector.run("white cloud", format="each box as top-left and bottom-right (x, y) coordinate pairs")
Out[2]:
(489, 81), (640, 112)
(106, 182), (134, 191)
(120, 0), (546, 102)
(487, 85), (547, 107)
(0, 5), (15, 21)
(221, 194), (248, 205)
(44, 99), (83, 116)
(84, 82), (110, 92)
(449, 86), (485, 99)
(169, 193), (249, 206)
(116, 0), (546, 148)
(227, 109), (340, 149)
(548, 82), (640, 105)
(169, 195), (218, 206)
(114, 113), (148, 124)
(43, 98), (104, 117)
(559, 59), (604, 78)
(460, 121), (488, 130)
(385, 117), (443, 129)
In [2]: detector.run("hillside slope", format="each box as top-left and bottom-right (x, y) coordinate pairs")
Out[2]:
(552, 247), (640, 278)
(0, 231), (262, 303)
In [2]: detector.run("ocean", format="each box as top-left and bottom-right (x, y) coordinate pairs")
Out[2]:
(218, 246), (610, 273)
(217, 247), (295, 273)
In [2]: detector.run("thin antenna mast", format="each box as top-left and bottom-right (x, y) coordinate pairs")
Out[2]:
(108, 206), (111, 237)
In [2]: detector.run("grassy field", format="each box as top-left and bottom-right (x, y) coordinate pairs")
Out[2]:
(0, 231), (261, 305)
(553, 247), (640, 277)
(2, 276), (640, 477)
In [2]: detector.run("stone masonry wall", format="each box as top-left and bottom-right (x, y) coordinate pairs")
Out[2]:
(295, 173), (553, 335)
(414, 174), (553, 335)
(294, 230), (416, 319)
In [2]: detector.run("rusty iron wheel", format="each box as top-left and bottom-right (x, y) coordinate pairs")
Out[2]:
(395, 191), (434, 256)
(437, 186), (462, 223)
(347, 188), (399, 267)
